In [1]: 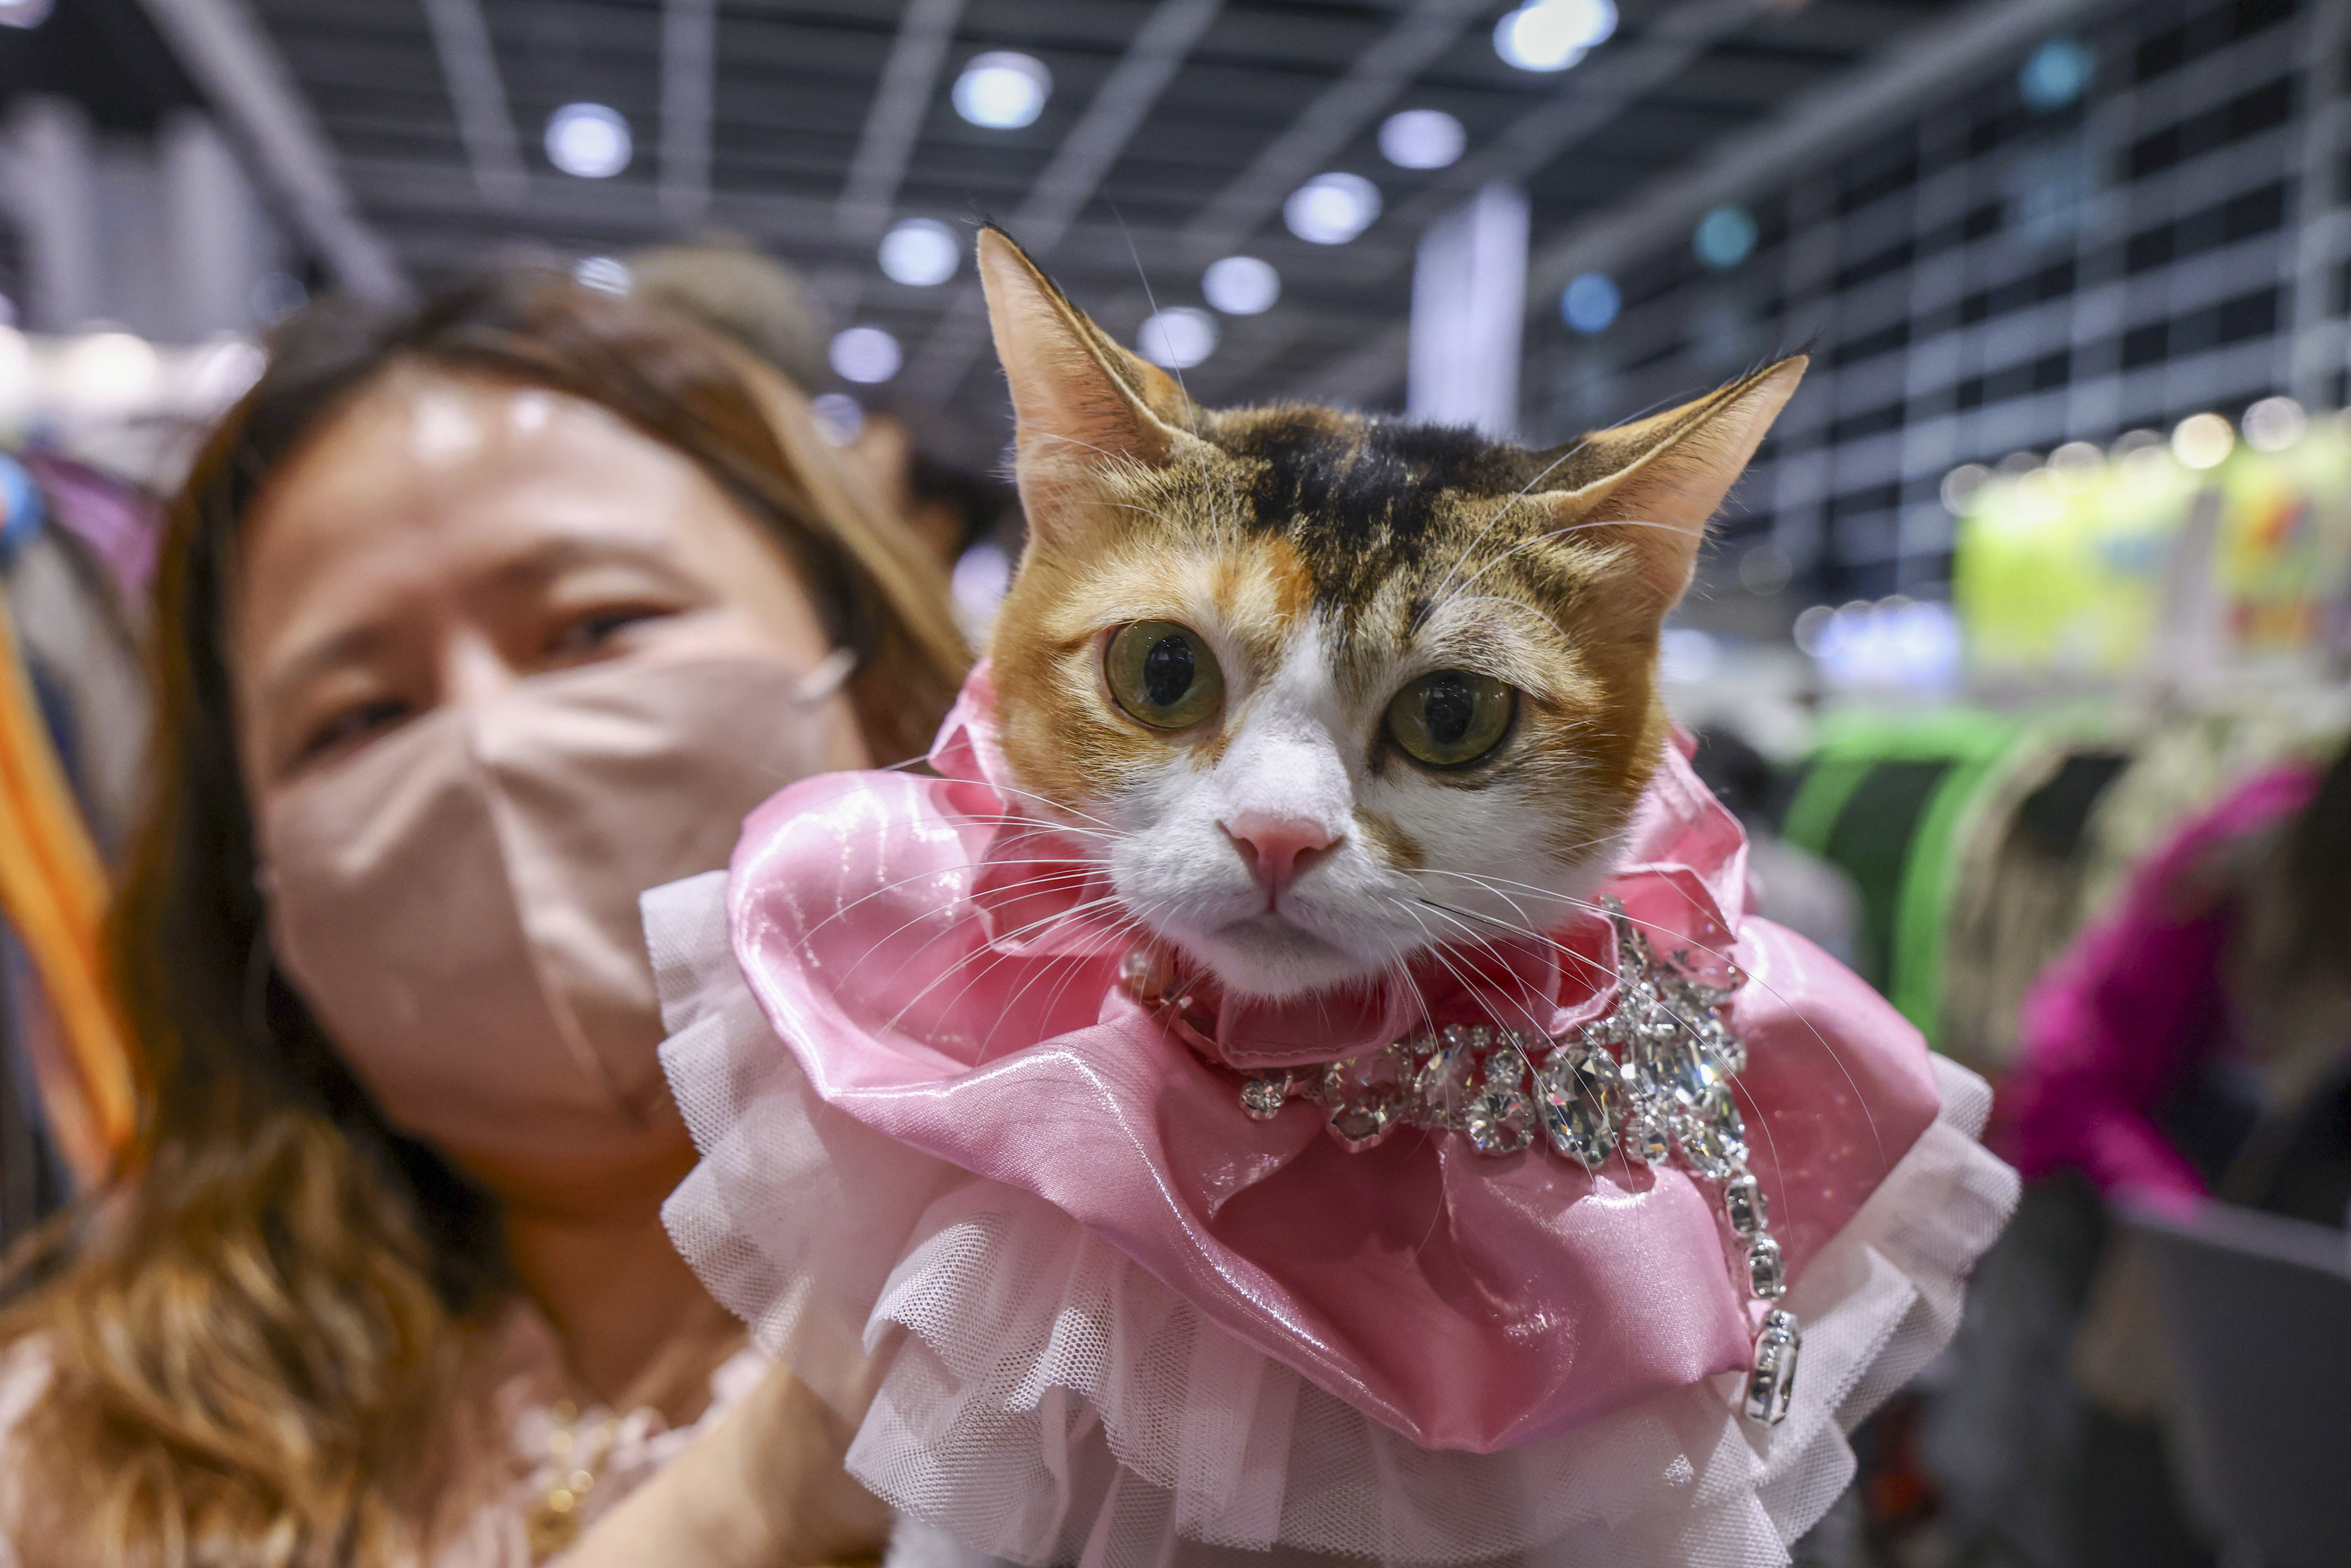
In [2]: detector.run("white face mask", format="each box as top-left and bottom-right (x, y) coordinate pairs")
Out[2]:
(257, 651), (859, 1178)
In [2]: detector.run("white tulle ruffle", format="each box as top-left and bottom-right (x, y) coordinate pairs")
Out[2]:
(653, 871), (2019, 1568)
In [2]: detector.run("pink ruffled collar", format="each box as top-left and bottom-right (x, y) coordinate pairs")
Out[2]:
(725, 667), (1938, 1450)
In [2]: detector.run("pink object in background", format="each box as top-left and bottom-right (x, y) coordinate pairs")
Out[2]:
(2008, 765), (2321, 1209)
(720, 666), (1943, 1450)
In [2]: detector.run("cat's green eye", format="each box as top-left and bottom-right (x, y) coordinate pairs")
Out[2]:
(1385, 669), (1515, 769)
(1105, 621), (1225, 731)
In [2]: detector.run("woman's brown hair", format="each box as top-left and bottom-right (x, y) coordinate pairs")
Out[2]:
(0, 268), (968, 1563)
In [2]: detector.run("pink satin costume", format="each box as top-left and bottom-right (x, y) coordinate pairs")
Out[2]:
(717, 669), (1941, 1450)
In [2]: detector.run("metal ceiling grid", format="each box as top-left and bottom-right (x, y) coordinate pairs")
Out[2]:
(229, 0), (1968, 461)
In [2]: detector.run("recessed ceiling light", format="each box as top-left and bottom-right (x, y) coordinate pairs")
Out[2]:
(953, 52), (1051, 129)
(1202, 257), (1280, 315)
(1379, 109), (1465, 170)
(2244, 395), (2307, 451)
(879, 219), (961, 287)
(1494, 0), (1616, 73)
(545, 103), (632, 179)
(1138, 307), (1218, 369)
(1560, 273), (1619, 334)
(1284, 173), (1381, 246)
(829, 326), (903, 385)
(2171, 412), (2234, 470)
(2019, 37), (2093, 111)
(1693, 205), (1758, 270)
(0, 0), (55, 29)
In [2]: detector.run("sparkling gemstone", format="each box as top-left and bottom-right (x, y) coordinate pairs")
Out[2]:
(1747, 1235), (1786, 1299)
(1701, 1012), (1748, 1074)
(1239, 1074), (1290, 1121)
(1744, 1309), (1801, 1425)
(1621, 1106), (1669, 1165)
(1724, 1169), (1768, 1235)
(1322, 1050), (1405, 1152)
(1410, 1036), (1470, 1128)
(1676, 1088), (1747, 1180)
(1535, 1045), (1619, 1169)
(1658, 1033), (1722, 1108)
(1462, 1045), (1534, 1155)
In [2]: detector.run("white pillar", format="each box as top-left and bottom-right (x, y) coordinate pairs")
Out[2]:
(3, 97), (103, 332)
(161, 109), (273, 338)
(1407, 183), (1528, 438)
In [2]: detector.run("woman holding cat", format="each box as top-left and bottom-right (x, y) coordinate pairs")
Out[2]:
(0, 269), (964, 1563)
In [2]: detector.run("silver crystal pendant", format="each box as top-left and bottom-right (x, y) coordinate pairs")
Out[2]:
(1700, 1011), (1747, 1074)
(1658, 1033), (1723, 1109)
(1744, 1309), (1801, 1425)
(1724, 1169), (1768, 1236)
(1322, 1049), (1405, 1151)
(1462, 1044), (1535, 1155)
(1535, 1044), (1619, 1169)
(1675, 1086), (1747, 1181)
(1621, 1104), (1670, 1165)
(1410, 1028), (1473, 1128)
(1746, 1235), (1786, 1298)
(1239, 1073), (1291, 1121)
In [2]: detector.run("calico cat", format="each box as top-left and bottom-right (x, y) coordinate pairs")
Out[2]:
(974, 225), (1803, 1008)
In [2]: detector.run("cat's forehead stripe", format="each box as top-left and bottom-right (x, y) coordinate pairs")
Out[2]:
(1200, 412), (1585, 611)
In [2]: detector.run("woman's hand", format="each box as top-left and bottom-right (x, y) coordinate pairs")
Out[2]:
(560, 1361), (894, 1567)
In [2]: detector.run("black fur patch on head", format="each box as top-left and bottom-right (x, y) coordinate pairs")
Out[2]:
(1209, 409), (1546, 609)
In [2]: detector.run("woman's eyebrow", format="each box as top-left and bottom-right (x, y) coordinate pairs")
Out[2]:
(262, 622), (391, 705)
(488, 534), (704, 592)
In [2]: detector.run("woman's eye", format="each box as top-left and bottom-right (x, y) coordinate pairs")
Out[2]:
(548, 604), (672, 656)
(1384, 669), (1515, 769)
(1104, 620), (1224, 731)
(297, 698), (409, 764)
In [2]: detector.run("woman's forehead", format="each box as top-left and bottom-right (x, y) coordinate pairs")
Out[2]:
(237, 371), (723, 618)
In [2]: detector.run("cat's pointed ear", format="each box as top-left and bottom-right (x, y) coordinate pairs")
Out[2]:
(1553, 355), (1806, 611)
(977, 226), (1192, 486)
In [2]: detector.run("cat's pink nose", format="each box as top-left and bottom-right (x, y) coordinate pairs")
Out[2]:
(1223, 815), (1336, 906)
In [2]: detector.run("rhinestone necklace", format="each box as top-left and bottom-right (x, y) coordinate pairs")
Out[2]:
(1120, 896), (1801, 1427)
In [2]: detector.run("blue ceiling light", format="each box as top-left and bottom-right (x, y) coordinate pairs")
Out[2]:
(879, 218), (961, 286)
(1379, 108), (1466, 170)
(1494, 0), (1617, 73)
(829, 326), (903, 385)
(1202, 256), (1280, 315)
(545, 103), (632, 178)
(953, 52), (1052, 129)
(1561, 273), (1620, 334)
(2019, 37), (2094, 111)
(1139, 307), (1219, 368)
(1285, 172), (1382, 244)
(1693, 205), (1758, 270)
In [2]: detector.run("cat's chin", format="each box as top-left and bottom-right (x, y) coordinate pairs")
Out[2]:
(1177, 914), (1386, 1001)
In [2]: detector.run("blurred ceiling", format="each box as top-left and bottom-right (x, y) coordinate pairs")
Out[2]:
(32, 0), (1981, 456)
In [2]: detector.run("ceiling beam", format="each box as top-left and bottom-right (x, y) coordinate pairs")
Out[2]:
(835, 0), (967, 238)
(343, 153), (1418, 278)
(1523, 0), (2132, 302)
(136, 0), (405, 297)
(418, 0), (526, 208)
(901, 0), (1229, 406)
(1285, 0), (2133, 408)
(1181, 0), (1490, 259)
(661, 0), (719, 223)
(1018, 0), (1227, 251)
(1387, 0), (1772, 234)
